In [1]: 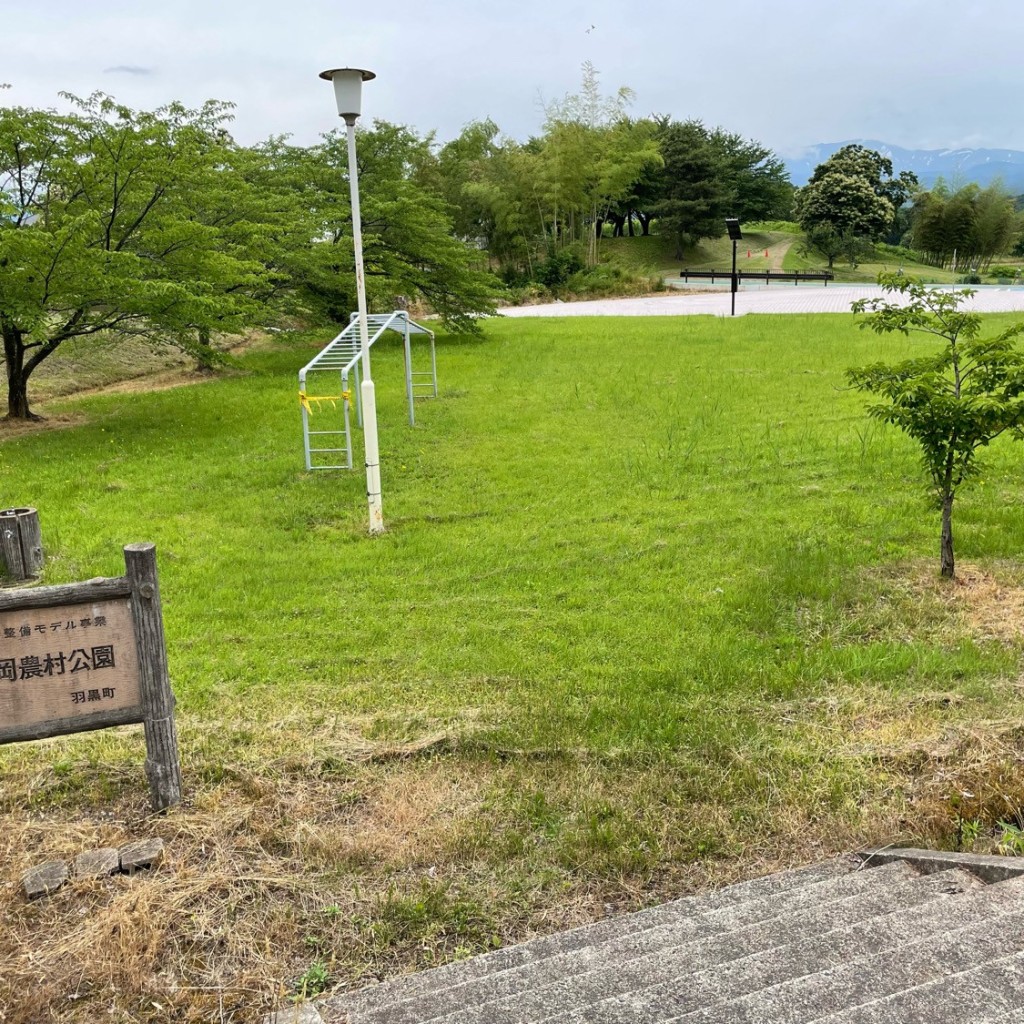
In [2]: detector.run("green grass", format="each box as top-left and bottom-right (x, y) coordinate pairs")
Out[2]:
(6, 313), (1024, 758)
(5, 313), (1024, 1020)
(602, 230), (794, 278)
(781, 241), (966, 284)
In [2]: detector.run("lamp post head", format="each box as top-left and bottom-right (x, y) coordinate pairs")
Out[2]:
(725, 218), (743, 241)
(319, 67), (376, 123)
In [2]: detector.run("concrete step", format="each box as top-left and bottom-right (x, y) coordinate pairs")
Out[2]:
(328, 861), (917, 1024)
(544, 872), (1024, 1024)
(414, 867), (975, 1024)
(321, 859), (852, 1020)
(811, 949), (1024, 1024)
(672, 894), (1024, 1022)
(311, 853), (1024, 1024)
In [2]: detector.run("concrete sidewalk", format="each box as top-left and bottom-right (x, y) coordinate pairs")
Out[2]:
(499, 285), (1024, 318)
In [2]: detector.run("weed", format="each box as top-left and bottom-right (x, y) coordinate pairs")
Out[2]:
(997, 822), (1024, 856)
(294, 959), (331, 999)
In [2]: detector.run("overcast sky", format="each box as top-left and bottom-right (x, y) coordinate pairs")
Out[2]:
(3, 0), (1022, 157)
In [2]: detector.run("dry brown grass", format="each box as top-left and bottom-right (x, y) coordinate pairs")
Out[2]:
(856, 559), (1024, 645)
(0, 712), (920, 1024)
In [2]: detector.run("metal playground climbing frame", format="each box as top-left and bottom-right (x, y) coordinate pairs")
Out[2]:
(298, 311), (438, 470)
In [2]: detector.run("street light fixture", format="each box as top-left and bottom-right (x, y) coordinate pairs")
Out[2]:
(725, 218), (742, 317)
(319, 66), (384, 534)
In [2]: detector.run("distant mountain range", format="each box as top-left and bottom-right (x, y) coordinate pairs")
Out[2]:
(784, 140), (1024, 193)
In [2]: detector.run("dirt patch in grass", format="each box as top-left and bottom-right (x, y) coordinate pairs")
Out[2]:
(854, 560), (1024, 646)
(944, 564), (1024, 643)
(1, 329), (272, 430)
(0, 411), (89, 438)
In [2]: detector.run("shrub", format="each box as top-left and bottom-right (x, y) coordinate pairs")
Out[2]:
(535, 247), (585, 288)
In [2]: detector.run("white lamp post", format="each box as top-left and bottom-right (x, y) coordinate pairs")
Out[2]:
(320, 66), (384, 534)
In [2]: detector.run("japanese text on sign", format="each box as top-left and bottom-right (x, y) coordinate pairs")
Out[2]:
(0, 599), (141, 730)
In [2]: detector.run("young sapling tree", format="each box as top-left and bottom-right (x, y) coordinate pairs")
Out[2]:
(848, 273), (1024, 578)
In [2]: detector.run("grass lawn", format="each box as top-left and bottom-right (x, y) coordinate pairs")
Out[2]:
(4, 312), (1024, 1021)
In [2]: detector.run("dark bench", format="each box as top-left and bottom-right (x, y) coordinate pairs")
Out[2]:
(680, 269), (834, 286)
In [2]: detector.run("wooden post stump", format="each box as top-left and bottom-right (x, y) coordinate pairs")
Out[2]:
(0, 508), (43, 581)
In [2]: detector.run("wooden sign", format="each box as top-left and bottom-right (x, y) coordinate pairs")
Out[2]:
(0, 598), (142, 738)
(0, 543), (181, 810)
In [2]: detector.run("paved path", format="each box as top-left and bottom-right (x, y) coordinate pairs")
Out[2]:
(500, 285), (1024, 319)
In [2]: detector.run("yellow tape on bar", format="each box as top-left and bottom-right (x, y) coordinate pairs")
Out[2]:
(299, 391), (351, 415)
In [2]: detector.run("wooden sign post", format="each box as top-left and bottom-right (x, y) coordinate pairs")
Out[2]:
(0, 543), (181, 810)
(0, 507), (44, 581)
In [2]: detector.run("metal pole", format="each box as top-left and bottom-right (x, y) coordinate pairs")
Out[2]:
(344, 116), (384, 534)
(731, 239), (738, 317)
(403, 314), (415, 426)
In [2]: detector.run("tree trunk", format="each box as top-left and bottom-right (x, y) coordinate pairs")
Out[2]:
(2, 319), (35, 420)
(194, 326), (218, 372)
(627, 211), (635, 237)
(638, 212), (651, 236)
(940, 492), (955, 578)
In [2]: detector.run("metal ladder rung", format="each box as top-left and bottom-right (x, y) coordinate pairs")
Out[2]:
(309, 447), (349, 454)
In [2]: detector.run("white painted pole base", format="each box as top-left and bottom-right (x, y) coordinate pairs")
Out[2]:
(361, 378), (384, 534)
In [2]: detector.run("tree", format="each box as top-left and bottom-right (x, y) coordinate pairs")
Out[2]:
(271, 121), (500, 333)
(796, 171), (895, 239)
(538, 64), (661, 266)
(706, 127), (793, 224)
(0, 94), (271, 419)
(801, 223), (845, 269)
(796, 144), (918, 254)
(848, 274), (1024, 577)
(653, 119), (730, 259)
(649, 118), (791, 258)
(911, 181), (1020, 270)
(801, 223), (873, 270)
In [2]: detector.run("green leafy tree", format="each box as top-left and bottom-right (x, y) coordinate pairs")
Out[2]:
(707, 127), (793, 224)
(538, 64), (661, 266)
(653, 119), (730, 259)
(801, 223), (845, 269)
(796, 145), (918, 261)
(796, 171), (895, 240)
(650, 118), (791, 258)
(272, 121), (499, 333)
(911, 181), (1020, 270)
(0, 94), (271, 419)
(849, 274), (1024, 577)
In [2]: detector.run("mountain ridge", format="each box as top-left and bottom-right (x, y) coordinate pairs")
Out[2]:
(785, 139), (1024, 192)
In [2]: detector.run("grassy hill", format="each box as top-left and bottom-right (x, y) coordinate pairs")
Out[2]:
(599, 224), (1017, 286)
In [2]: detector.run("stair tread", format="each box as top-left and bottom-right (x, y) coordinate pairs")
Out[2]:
(315, 856), (1024, 1024)
(541, 873), (1023, 1024)
(671, 895), (1024, 1023)
(329, 861), (918, 1023)
(322, 860), (853, 1017)
(810, 949), (1024, 1024)
(409, 868), (980, 1024)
